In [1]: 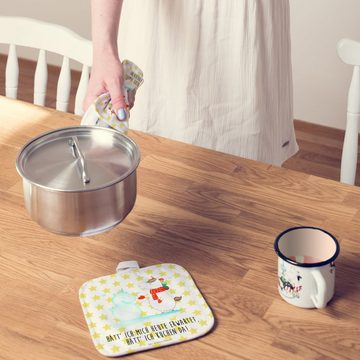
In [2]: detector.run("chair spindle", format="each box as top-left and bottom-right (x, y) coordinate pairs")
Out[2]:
(5, 44), (19, 99)
(56, 56), (71, 112)
(34, 49), (48, 106)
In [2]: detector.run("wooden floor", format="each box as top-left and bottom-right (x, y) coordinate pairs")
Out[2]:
(1, 54), (359, 185)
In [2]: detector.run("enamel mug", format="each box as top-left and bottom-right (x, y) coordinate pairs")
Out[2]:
(274, 226), (340, 309)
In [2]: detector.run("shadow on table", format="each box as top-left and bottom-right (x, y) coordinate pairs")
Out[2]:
(326, 253), (360, 315)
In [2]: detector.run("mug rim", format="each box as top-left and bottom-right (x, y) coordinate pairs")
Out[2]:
(274, 226), (340, 268)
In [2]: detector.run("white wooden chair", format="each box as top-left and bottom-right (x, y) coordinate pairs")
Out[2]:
(337, 38), (360, 185)
(0, 16), (92, 115)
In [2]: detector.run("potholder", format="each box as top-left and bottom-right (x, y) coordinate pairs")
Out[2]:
(79, 261), (214, 357)
(81, 59), (144, 134)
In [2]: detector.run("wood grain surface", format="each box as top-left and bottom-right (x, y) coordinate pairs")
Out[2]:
(0, 96), (359, 360)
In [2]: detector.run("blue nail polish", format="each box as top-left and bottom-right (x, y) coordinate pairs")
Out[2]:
(118, 108), (126, 120)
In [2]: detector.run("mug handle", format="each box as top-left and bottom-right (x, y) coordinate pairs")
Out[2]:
(310, 269), (327, 308)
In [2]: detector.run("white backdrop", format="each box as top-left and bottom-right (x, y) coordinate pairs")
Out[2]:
(290, 0), (360, 129)
(1, 0), (360, 130)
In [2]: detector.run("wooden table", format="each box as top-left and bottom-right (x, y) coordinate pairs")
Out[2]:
(0, 96), (359, 360)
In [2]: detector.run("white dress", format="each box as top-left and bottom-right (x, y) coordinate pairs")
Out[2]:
(119, 0), (298, 166)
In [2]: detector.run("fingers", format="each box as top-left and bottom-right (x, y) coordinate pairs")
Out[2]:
(83, 92), (98, 112)
(108, 79), (127, 120)
(83, 83), (106, 112)
(82, 74), (136, 119)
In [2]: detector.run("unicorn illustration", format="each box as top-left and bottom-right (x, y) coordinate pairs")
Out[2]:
(111, 289), (142, 321)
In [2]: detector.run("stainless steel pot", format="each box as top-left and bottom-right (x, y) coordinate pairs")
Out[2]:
(16, 126), (140, 236)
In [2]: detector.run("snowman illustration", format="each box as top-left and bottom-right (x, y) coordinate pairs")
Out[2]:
(138, 277), (182, 313)
(111, 289), (142, 322)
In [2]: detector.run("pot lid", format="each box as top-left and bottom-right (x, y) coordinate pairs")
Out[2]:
(16, 126), (140, 192)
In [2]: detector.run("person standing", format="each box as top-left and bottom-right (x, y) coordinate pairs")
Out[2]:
(84, 0), (298, 166)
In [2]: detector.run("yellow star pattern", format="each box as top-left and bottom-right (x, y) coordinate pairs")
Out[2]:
(80, 263), (215, 355)
(111, 345), (120, 353)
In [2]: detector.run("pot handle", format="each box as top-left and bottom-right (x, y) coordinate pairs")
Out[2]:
(69, 136), (90, 184)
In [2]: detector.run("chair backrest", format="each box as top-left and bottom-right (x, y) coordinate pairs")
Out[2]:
(337, 38), (360, 114)
(0, 16), (92, 115)
(337, 39), (360, 66)
(336, 38), (360, 185)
